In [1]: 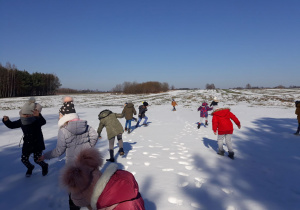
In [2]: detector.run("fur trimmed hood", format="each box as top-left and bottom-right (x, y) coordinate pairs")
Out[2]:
(211, 107), (230, 115)
(58, 113), (79, 127)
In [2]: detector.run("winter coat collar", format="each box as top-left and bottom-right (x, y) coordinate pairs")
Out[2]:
(91, 163), (118, 210)
(211, 107), (230, 115)
(99, 110), (112, 120)
(58, 113), (79, 127)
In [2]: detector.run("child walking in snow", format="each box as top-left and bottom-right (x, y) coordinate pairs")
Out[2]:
(197, 102), (213, 129)
(97, 109), (125, 162)
(136, 102), (149, 128)
(210, 97), (219, 110)
(295, 101), (300, 136)
(122, 100), (137, 134)
(2, 97), (48, 177)
(172, 99), (177, 111)
(61, 148), (145, 210)
(212, 107), (241, 159)
(38, 97), (98, 210)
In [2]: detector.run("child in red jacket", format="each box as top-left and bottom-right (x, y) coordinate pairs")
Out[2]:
(212, 108), (241, 159)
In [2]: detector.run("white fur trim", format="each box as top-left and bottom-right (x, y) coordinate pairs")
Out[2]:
(58, 113), (79, 127)
(91, 163), (118, 210)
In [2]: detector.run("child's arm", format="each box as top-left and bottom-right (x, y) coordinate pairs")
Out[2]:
(2, 116), (21, 129)
(43, 129), (67, 160)
(34, 111), (46, 126)
(87, 126), (99, 147)
(115, 113), (124, 118)
(212, 115), (219, 134)
(97, 122), (104, 137)
(230, 112), (241, 128)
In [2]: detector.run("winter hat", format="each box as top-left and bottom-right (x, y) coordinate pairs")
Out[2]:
(61, 148), (103, 207)
(127, 100), (132, 104)
(213, 97), (219, 102)
(21, 97), (36, 115)
(143, 101), (148, 106)
(59, 101), (76, 116)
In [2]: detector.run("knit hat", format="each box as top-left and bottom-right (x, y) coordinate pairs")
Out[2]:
(59, 101), (76, 115)
(127, 100), (132, 104)
(61, 148), (103, 207)
(21, 97), (37, 115)
(143, 101), (148, 106)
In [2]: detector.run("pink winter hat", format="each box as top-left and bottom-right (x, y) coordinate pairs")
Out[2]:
(61, 148), (103, 207)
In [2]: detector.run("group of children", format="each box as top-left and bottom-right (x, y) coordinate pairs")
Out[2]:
(2, 96), (146, 210)
(2, 96), (299, 209)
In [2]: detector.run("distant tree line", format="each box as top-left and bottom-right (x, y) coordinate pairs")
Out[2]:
(56, 88), (107, 94)
(0, 62), (61, 98)
(112, 81), (169, 94)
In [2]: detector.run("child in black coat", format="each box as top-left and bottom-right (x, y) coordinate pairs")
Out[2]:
(2, 97), (48, 177)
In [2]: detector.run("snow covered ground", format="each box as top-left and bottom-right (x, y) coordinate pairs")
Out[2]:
(0, 89), (300, 210)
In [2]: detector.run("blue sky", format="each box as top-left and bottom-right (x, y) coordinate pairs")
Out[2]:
(1, 0), (299, 91)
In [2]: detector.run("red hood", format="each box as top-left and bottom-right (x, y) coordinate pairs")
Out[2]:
(212, 108), (231, 117)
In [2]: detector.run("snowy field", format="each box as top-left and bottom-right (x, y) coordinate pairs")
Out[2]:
(0, 89), (300, 210)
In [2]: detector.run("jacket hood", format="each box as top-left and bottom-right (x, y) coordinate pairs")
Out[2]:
(212, 108), (230, 116)
(98, 110), (112, 120)
(202, 102), (208, 106)
(58, 113), (79, 127)
(126, 103), (134, 108)
(65, 120), (88, 135)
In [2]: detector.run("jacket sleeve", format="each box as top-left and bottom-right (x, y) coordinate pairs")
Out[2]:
(2, 118), (22, 129)
(197, 106), (200, 111)
(230, 112), (240, 127)
(133, 107), (137, 115)
(97, 121), (104, 137)
(88, 126), (98, 147)
(116, 113), (124, 118)
(36, 114), (46, 126)
(43, 129), (67, 159)
(212, 115), (218, 132)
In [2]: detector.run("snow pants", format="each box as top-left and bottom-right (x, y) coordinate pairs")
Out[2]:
(217, 134), (233, 152)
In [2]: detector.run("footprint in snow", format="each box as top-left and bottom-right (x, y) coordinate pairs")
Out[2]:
(222, 188), (233, 194)
(185, 166), (194, 170)
(194, 177), (206, 188)
(191, 202), (201, 209)
(168, 197), (183, 206)
(177, 172), (189, 177)
(162, 168), (174, 172)
(178, 181), (189, 187)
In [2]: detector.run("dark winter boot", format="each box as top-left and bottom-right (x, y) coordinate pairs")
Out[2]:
(197, 123), (201, 129)
(128, 128), (131, 134)
(26, 165), (35, 177)
(228, 151), (235, 159)
(106, 149), (115, 162)
(125, 127), (127, 131)
(119, 148), (125, 156)
(294, 124), (300, 135)
(205, 120), (208, 126)
(217, 149), (225, 156)
(42, 163), (48, 176)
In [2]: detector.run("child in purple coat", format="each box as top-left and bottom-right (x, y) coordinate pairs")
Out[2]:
(197, 102), (213, 129)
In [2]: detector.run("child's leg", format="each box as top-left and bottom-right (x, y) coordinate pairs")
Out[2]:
(33, 152), (47, 167)
(143, 116), (148, 124)
(117, 134), (123, 148)
(21, 152), (34, 169)
(217, 135), (225, 152)
(117, 134), (124, 155)
(224, 134), (234, 152)
(107, 137), (116, 162)
(125, 120), (129, 130)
